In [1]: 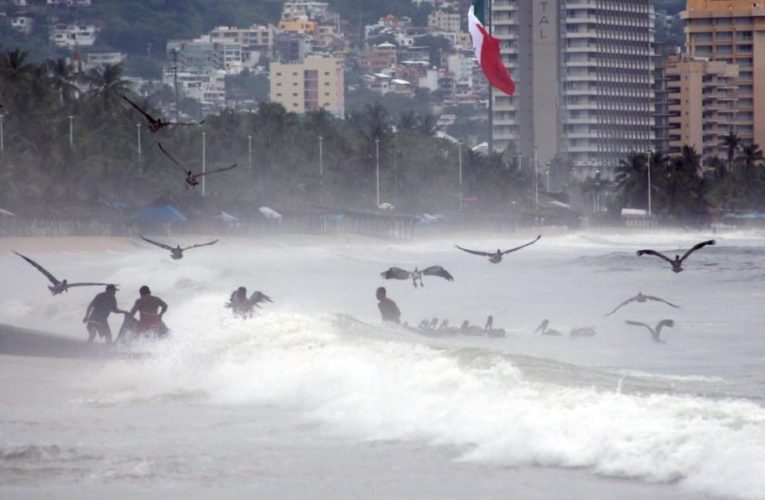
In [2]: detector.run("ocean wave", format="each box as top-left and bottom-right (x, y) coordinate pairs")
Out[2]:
(90, 301), (765, 500)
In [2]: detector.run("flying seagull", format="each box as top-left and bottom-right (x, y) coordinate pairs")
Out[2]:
(625, 319), (675, 343)
(636, 240), (715, 273)
(380, 266), (454, 288)
(14, 251), (112, 295)
(122, 95), (203, 132)
(140, 235), (218, 260)
(158, 142), (237, 189)
(605, 292), (679, 317)
(456, 235), (541, 263)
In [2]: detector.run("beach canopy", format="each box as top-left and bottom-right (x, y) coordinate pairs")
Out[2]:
(132, 204), (188, 223)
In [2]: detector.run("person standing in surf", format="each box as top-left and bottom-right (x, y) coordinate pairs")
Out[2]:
(82, 284), (127, 343)
(376, 287), (401, 324)
(128, 285), (168, 336)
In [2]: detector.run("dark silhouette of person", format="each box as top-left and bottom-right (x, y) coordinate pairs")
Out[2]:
(376, 286), (401, 324)
(83, 284), (127, 343)
(128, 285), (168, 336)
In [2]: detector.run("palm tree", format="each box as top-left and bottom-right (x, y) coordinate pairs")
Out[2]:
(614, 152), (648, 209)
(720, 130), (741, 173)
(734, 143), (764, 208)
(82, 63), (131, 113)
(47, 58), (80, 107)
(0, 49), (36, 111)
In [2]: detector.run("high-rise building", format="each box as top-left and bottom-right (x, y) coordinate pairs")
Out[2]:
(665, 55), (739, 159)
(491, 0), (655, 179)
(682, 0), (765, 148)
(269, 55), (345, 116)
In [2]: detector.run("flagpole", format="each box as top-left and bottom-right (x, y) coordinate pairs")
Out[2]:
(486, 0), (493, 154)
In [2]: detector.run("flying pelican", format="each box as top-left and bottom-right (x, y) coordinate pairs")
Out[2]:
(625, 319), (675, 343)
(14, 252), (113, 295)
(122, 95), (203, 132)
(158, 142), (237, 189)
(140, 235), (218, 260)
(534, 319), (563, 336)
(605, 292), (680, 316)
(636, 240), (715, 273)
(380, 266), (454, 288)
(456, 235), (541, 263)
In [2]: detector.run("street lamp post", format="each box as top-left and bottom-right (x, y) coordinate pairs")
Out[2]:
(318, 135), (323, 177)
(136, 123), (142, 175)
(458, 142), (463, 211)
(533, 147), (539, 210)
(375, 138), (380, 208)
(68, 115), (74, 149)
(546, 168), (550, 192)
(248, 134), (253, 172)
(0, 112), (5, 153)
(202, 130), (206, 197)
(645, 150), (653, 216)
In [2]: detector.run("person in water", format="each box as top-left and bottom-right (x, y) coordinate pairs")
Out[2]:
(82, 284), (127, 343)
(128, 285), (168, 336)
(376, 286), (401, 324)
(228, 286), (252, 318)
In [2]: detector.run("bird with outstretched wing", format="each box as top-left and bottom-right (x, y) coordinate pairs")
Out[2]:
(158, 142), (237, 188)
(15, 251), (112, 295)
(605, 292), (680, 316)
(636, 240), (715, 273)
(456, 235), (541, 263)
(122, 95), (203, 132)
(625, 319), (675, 343)
(141, 235), (218, 260)
(249, 291), (273, 308)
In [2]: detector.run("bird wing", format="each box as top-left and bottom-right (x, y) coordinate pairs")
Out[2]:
(140, 235), (175, 251)
(66, 282), (112, 288)
(197, 163), (238, 177)
(605, 296), (636, 316)
(501, 234), (542, 255)
(625, 320), (653, 334)
(680, 239), (716, 263)
(381, 267), (411, 280)
(122, 95), (157, 123)
(655, 319), (675, 334)
(636, 249), (674, 263)
(249, 291), (273, 306)
(14, 251), (60, 285)
(168, 119), (205, 127)
(182, 239), (218, 251)
(455, 245), (492, 257)
(157, 142), (189, 175)
(422, 265), (454, 281)
(643, 295), (680, 308)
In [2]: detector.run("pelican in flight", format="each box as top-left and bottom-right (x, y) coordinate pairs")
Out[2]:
(14, 252), (113, 295)
(456, 235), (541, 263)
(380, 266), (454, 288)
(625, 319), (675, 343)
(122, 95), (203, 132)
(636, 240), (715, 273)
(158, 143), (237, 189)
(140, 235), (218, 260)
(605, 292), (679, 317)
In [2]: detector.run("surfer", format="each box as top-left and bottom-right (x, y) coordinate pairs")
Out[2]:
(82, 284), (127, 343)
(376, 287), (401, 324)
(128, 285), (168, 336)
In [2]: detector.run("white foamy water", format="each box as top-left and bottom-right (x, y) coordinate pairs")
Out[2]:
(2, 230), (765, 499)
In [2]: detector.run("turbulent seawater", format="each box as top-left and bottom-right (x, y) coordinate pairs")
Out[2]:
(2, 230), (765, 499)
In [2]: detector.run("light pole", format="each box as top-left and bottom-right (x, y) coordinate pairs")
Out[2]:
(68, 115), (74, 149)
(0, 112), (5, 153)
(248, 134), (253, 172)
(202, 130), (207, 197)
(645, 150), (653, 216)
(136, 123), (142, 175)
(318, 135), (323, 177)
(458, 142), (463, 211)
(533, 147), (539, 210)
(375, 138), (380, 208)
(545, 168), (550, 192)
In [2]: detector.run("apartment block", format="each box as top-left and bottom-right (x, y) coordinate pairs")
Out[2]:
(665, 55), (739, 160)
(269, 55), (345, 116)
(682, 0), (765, 147)
(491, 0), (655, 179)
(428, 10), (461, 33)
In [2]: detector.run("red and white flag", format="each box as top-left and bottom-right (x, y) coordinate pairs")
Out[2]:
(468, 0), (516, 96)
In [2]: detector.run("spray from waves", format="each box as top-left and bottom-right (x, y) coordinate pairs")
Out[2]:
(91, 295), (765, 500)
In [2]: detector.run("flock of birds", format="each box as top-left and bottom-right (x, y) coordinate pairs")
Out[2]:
(378, 237), (717, 343)
(10, 232), (717, 344)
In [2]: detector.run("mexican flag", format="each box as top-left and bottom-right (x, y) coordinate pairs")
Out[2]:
(468, 0), (516, 96)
